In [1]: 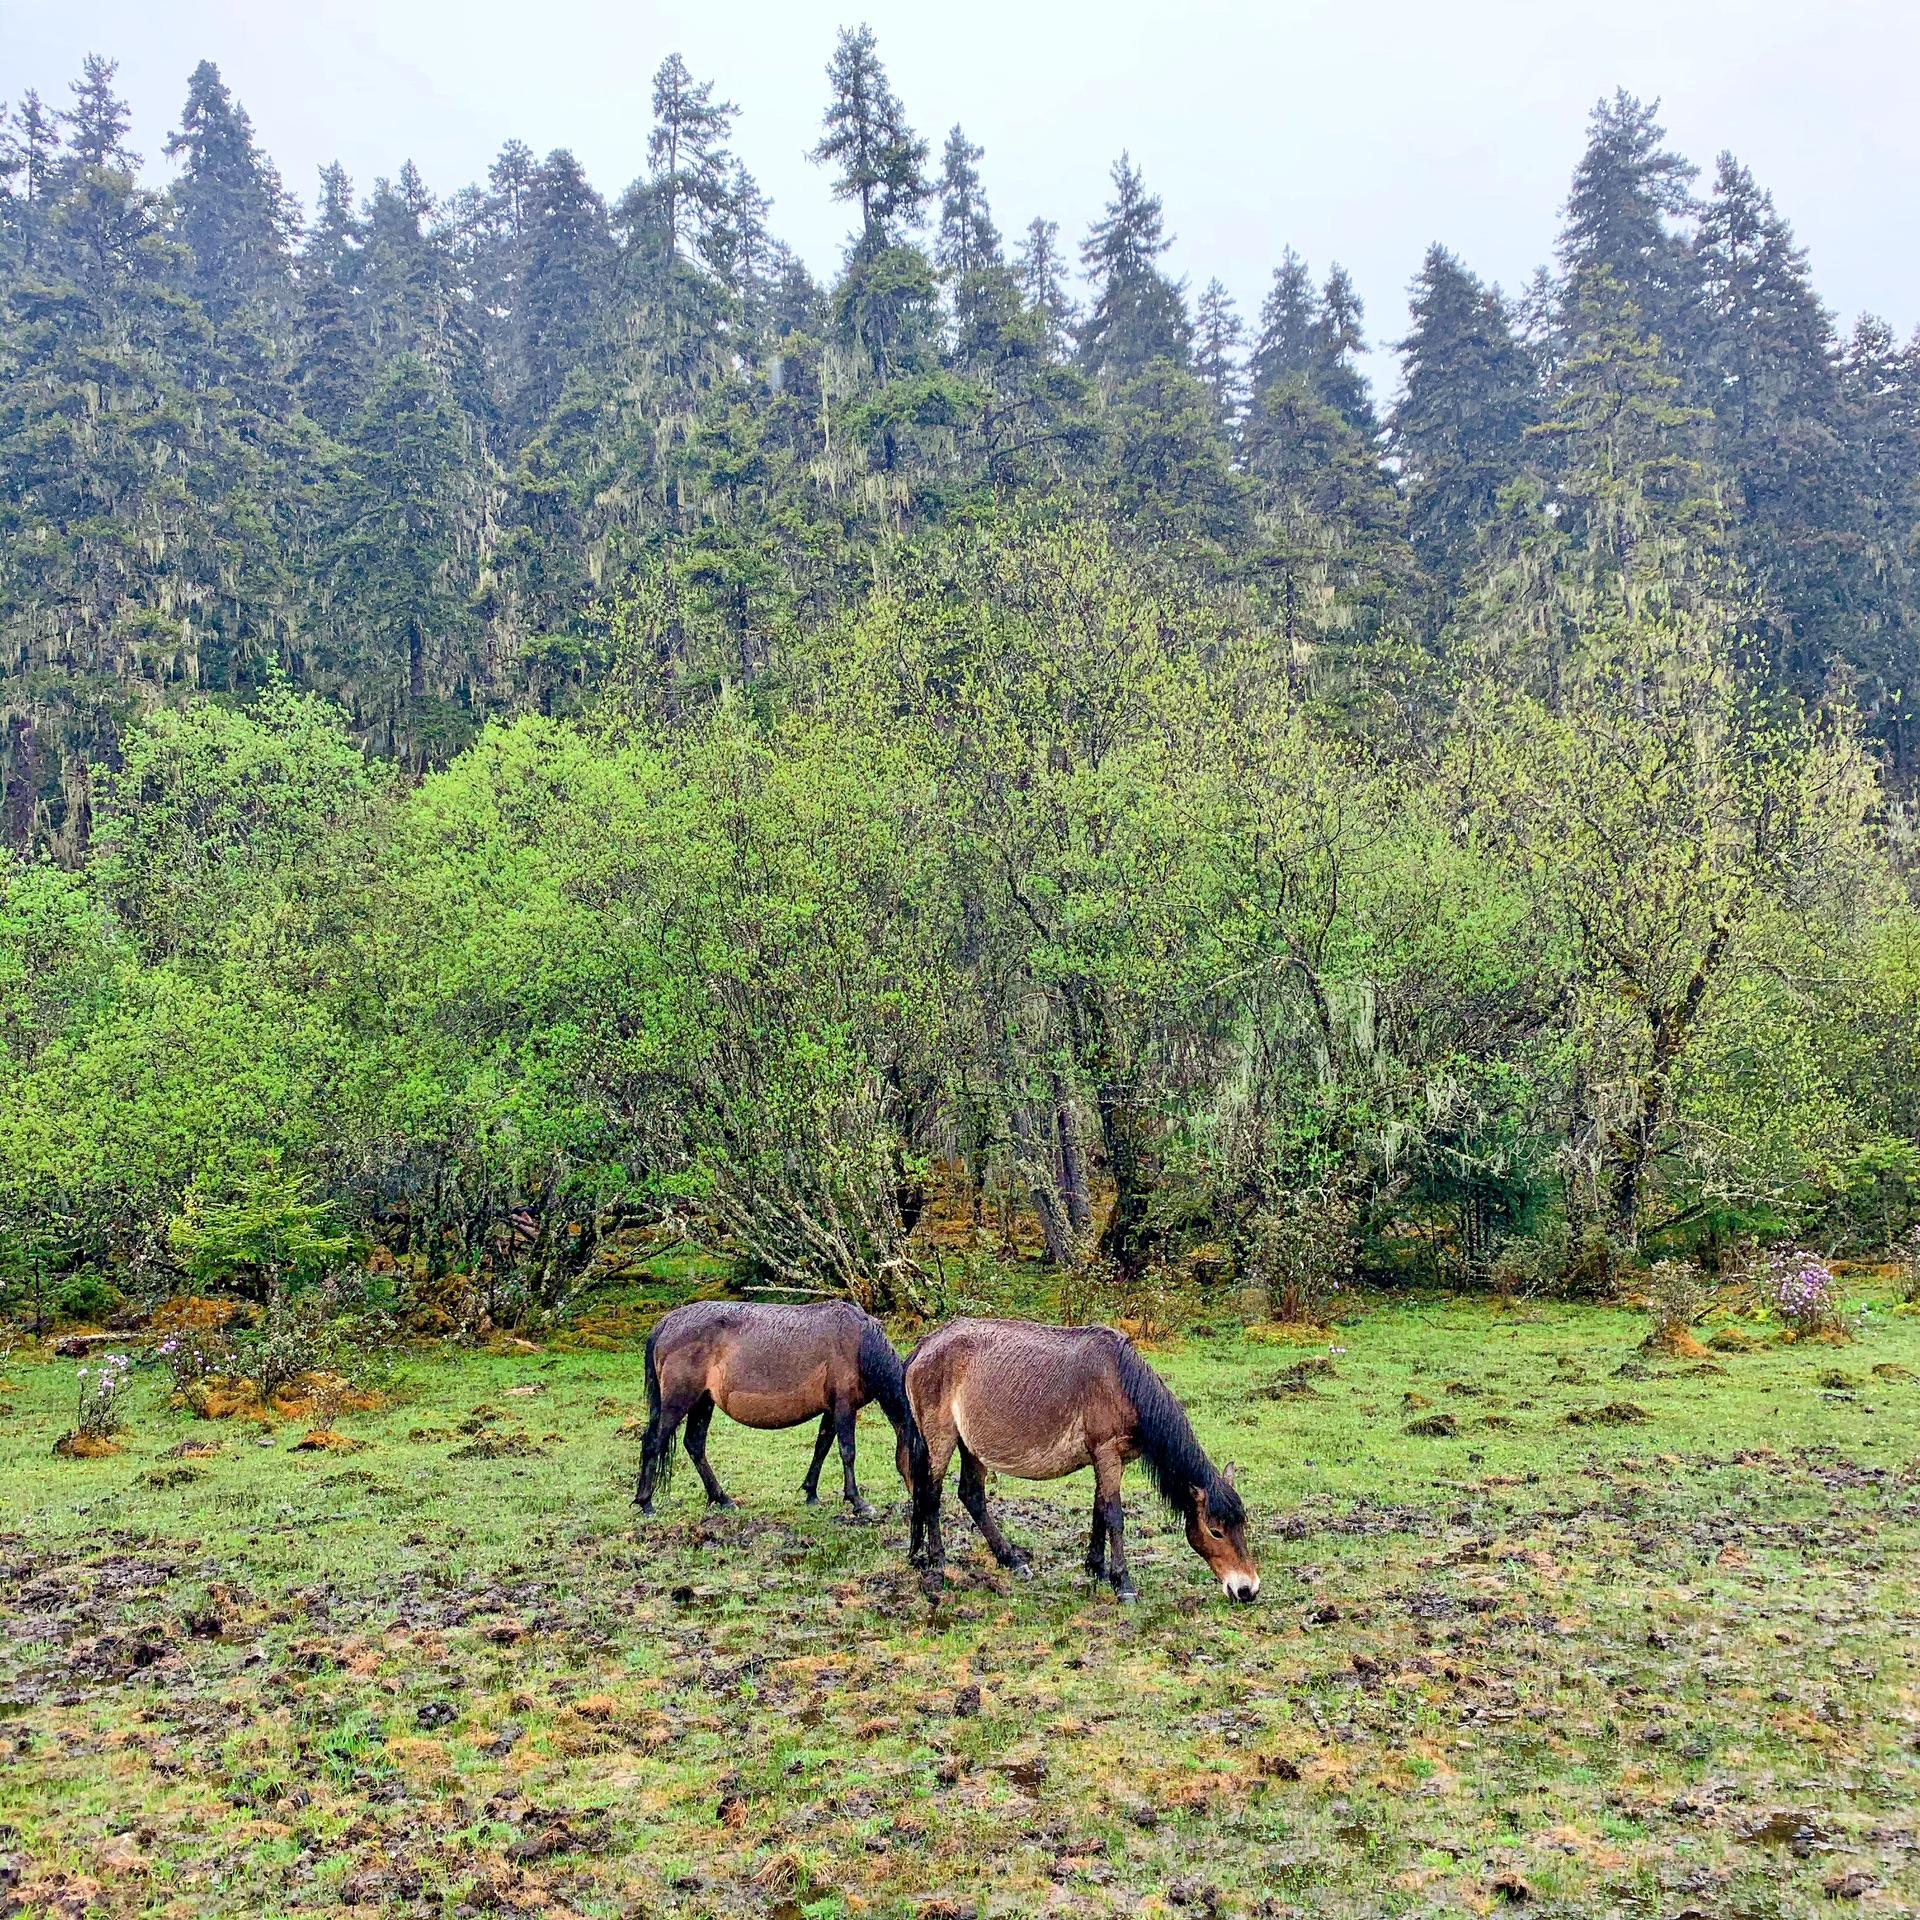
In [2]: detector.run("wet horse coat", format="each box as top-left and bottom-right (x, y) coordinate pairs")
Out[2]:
(636, 1299), (917, 1514)
(905, 1318), (1260, 1603)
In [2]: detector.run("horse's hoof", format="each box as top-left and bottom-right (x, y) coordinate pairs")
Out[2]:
(1114, 1583), (1138, 1605)
(1012, 1560), (1035, 1581)
(708, 1496), (736, 1510)
(802, 1492), (820, 1505)
(636, 1502), (654, 1517)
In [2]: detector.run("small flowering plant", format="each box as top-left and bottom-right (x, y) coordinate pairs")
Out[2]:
(1754, 1248), (1849, 1338)
(154, 1328), (234, 1391)
(73, 1352), (134, 1437)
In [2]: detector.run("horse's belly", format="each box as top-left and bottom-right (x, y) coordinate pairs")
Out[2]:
(958, 1403), (1091, 1482)
(718, 1386), (823, 1430)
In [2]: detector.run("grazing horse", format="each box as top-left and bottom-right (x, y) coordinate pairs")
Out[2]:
(904, 1318), (1260, 1604)
(635, 1300), (920, 1516)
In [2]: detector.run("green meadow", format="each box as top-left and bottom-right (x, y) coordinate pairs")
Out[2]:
(3, 1289), (1918, 1919)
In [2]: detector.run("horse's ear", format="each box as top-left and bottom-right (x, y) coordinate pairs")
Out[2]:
(1191, 1484), (1210, 1519)
(1222, 1461), (1237, 1490)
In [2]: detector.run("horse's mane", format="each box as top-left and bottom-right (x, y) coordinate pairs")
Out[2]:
(1111, 1334), (1244, 1528)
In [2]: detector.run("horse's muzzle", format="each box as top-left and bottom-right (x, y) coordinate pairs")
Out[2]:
(1223, 1574), (1260, 1604)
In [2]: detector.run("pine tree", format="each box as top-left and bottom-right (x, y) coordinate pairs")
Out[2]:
(1841, 317), (1920, 779)
(1691, 152), (1861, 696)
(62, 54), (139, 174)
(648, 54), (737, 267)
(1559, 91), (1697, 345)
(934, 126), (999, 278)
(1016, 217), (1073, 351)
(1390, 244), (1537, 588)
(514, 150), (612, 425)
(1192, 278), (1246, 420)
(810, 25), (928, 261)
(1316, 265), (1375, 434)
(1246, 254), (1376, 453)
(0, 92), (62, 266)
(306, 162), (359, 279)
(1249, 249), (1318, 394)
(296, 168), (366, 431)
(1077, 154), (1190, 383)
(165, 63), (294, 325)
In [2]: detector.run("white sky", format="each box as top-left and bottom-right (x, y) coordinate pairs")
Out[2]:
(11, 0), (1920, 396)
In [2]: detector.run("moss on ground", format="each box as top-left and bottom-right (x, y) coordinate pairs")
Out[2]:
(2, 1294), (1918, 1916)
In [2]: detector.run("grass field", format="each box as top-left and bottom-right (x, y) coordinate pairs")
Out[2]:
(3, 1285), (1919, 1919)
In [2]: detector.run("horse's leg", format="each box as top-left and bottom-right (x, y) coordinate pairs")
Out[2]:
(800, 1411), (834, 1504)
(683, 1394), (734, 1508)
(834, 1401), (871, 1517)
(1093, 1446), (1135, 1602)
(1084, 1499), (1109, 1583)
(912, 1420), (957, 1587)
(957, 1443), (1030, 1574)
(636, 1386), (702, 1513)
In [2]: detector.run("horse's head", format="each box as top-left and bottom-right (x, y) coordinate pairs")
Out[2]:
(1185, 1466), (1259, 1603)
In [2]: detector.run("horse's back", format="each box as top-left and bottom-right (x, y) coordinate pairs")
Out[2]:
(908, 1319), (1134, 1481)
(655, 1299), (873, 1427)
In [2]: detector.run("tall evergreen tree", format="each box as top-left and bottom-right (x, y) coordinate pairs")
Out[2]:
(1691, 152), (1861, 697)
(1246, 254), (1376, 447)
(61, 54), (139, 174)
(295, 167), (366, 432)
(1077, 154), (1190, 383)
(1559, 91), (1697, 345)
(1192, 278), (1246, 421)
(934, 126), (999, 278)
(1016, 216), (1073, 351)
(810, 25), (928, 260)
(1316, 264), (1375, 434)
(1249, 249), (1318, 394)
(0, 92), (61, 266)
(1390, 244), (1537, 588)
(1841, 317), (1920, 778)
(514, 149), (612, 424)
(164, 62), (294, 325)
(648, 54), (737, 268)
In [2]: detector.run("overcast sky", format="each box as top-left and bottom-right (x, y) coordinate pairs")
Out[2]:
(11, 0), (1919, 395)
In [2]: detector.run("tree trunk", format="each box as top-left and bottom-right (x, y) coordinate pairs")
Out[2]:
(1010, 1105), (1072, 1267)
(1053, 1077), (1092, 1237)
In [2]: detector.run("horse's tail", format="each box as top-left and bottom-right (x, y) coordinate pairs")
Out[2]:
(642, 1322), (676, 1499)
(859, 1316), (929, 1498)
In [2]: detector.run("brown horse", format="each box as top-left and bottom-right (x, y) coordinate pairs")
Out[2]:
(636, 1300), (921, 1516)
(905, 1318), (1260, 1604)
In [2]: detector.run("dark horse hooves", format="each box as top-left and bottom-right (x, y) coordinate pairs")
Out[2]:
(1114, 1583), (1138, 1604)
(707, 1495), (737, 1510)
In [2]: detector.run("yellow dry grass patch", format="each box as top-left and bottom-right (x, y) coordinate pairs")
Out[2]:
(1543, 1824), (1631, 1870)
(1243, 1321), (1337, 1347)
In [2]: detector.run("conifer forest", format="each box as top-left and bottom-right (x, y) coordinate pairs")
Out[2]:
(4, 35), (1920, 1322)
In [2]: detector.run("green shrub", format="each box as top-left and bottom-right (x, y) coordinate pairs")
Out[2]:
(54, 1274), (121, 1323)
